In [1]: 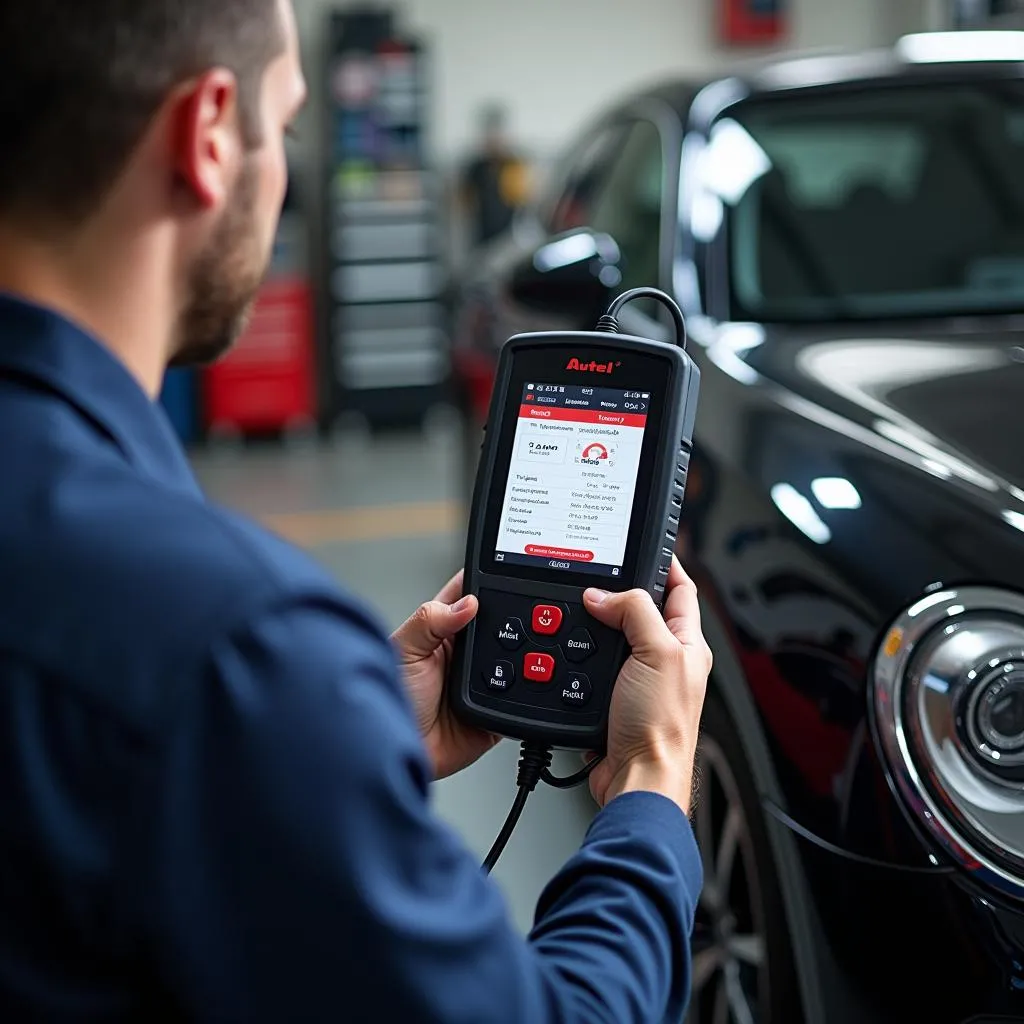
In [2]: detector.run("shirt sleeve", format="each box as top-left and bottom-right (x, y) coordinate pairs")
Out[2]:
(140, 595), (703, 1024)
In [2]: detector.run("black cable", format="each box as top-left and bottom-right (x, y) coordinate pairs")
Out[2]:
(482, 787), (531, 874)
(761, 797), (956, 875)
(483, 742), (553, 873)
(542, 754), (604, 790)
(595, 287), (689, 352)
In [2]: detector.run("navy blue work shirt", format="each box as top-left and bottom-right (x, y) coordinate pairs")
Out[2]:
(0, 293), (702, 1022)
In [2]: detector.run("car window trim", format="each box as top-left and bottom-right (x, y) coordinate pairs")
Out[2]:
(591, 99), (684, 340)
(537, 118), (629, 236)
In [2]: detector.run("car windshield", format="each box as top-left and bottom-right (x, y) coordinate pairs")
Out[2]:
(718, 79), (1024, 321)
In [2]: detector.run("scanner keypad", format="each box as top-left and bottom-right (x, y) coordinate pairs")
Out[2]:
(472, 589), (618, 716)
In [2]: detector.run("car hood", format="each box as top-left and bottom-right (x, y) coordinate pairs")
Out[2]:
(727, 317), (1024, 503)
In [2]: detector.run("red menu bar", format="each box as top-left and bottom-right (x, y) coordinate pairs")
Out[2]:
(518, 405), (648, 429)
(525, 544), (595, 562)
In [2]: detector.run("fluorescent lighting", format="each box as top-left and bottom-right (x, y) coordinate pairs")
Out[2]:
(703, 119), (772, 205)
(706, 323), (766, 385)
(673, 259), (702, 319)
(715, 322), (765, 354)
(907, 591), (955, 618)
(1003, 510), (1024, 533)
(922, 458), (953, 479)
(771, 483), (832, 544)
(875, 420), (998, 492)
(759, 51), (889, 89)
(707, 345), (760, 385)
(897, 30), (1024, 64)
(811, 477), (862, 510)
(534, 233), (596, 272)
(690, 191), (724, 243)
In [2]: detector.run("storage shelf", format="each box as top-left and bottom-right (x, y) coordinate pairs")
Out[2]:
(320, 10), (451, 429)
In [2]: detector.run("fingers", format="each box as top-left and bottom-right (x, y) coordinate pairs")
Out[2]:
(583, 559), (711, 667)
(663, 556), (703, 646)
(583, 586), (668, 653)
(666, 554), (687, 590)
(434, 570), (465, 606)
(664, 556), (714, 672)
(393, 594), (478, 660)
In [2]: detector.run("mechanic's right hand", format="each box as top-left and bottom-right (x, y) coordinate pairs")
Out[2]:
(582, 557), (712, 815)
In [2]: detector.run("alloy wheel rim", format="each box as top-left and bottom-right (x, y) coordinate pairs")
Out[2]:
(686, 736), (768, 1024)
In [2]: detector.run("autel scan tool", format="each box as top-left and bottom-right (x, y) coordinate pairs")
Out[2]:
(448, 288), (702, 872)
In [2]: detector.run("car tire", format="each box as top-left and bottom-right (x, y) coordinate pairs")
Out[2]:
(686, 689), (804, 1024)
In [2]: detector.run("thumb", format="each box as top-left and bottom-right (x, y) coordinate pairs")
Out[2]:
(582, 587), (667, 655)
(393, 595), (479, 660)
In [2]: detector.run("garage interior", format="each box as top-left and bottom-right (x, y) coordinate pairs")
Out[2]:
(140, 0), (1024, 1020)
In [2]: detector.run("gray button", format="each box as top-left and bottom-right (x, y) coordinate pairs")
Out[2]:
(485, 660), (515, 691)
(561, 672), (593, 708)
(495, 617), (526, 651)
(564, 628), (596, 663)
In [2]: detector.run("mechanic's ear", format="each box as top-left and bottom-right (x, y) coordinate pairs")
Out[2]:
(172, 69), (244, 210)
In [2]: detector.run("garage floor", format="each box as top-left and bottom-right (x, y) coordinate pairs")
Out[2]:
(189, 413), (598, 935)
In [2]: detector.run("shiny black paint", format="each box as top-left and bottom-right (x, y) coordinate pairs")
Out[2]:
(690, 314), (1024, 1020)
(452, 51), (1024, 1023)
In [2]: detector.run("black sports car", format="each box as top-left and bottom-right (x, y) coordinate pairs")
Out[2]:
(451, 30), (1024, 1024)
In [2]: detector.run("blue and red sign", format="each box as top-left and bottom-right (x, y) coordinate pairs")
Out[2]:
(720, 0), (787, 44)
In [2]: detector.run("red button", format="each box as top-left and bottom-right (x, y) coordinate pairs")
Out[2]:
(524, 653), (556, 683)
(532, 605), (563, 636)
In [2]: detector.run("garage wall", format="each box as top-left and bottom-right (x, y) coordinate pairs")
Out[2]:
(290, 0), (928, 166)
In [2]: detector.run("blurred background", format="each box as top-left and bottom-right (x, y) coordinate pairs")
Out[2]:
(161, 0), (1024, 934)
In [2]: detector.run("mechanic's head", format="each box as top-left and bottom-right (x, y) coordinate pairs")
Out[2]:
(0, 0), (306, 386)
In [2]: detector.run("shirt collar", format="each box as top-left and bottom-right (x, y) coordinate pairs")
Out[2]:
(0, 292), (202, 497)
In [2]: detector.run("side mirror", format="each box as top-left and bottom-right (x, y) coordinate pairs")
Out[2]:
(509, 228), (622, 322)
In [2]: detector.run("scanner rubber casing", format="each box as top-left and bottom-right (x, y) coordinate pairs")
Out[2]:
(449, 331), (700, 751)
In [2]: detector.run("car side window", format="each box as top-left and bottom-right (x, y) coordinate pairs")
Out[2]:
(587, 118), (665, 294)
(543, 125), (625, 236)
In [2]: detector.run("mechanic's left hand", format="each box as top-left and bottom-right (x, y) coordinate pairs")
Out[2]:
(392, 571), (501, 780)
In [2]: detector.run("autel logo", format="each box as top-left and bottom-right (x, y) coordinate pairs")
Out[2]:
(565, 358), (622, 374)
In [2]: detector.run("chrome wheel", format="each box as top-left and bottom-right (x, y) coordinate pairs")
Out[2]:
(686, 735), (768, 1024)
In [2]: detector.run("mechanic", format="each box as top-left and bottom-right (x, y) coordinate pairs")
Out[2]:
(0, 2), (711, 1022)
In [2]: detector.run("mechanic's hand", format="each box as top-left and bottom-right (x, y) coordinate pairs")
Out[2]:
(391, 571), (500, 781)
(582, 557), (712, 815)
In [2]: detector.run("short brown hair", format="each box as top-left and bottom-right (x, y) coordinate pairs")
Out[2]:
(0, 1), (284, 225)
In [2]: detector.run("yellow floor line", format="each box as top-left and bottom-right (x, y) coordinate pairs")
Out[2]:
(261, 500), (464, 547)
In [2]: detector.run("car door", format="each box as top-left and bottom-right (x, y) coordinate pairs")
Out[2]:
(496, 109), (677, 343)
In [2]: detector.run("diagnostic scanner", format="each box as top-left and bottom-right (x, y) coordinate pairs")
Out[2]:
(450, 288), (701, 753)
